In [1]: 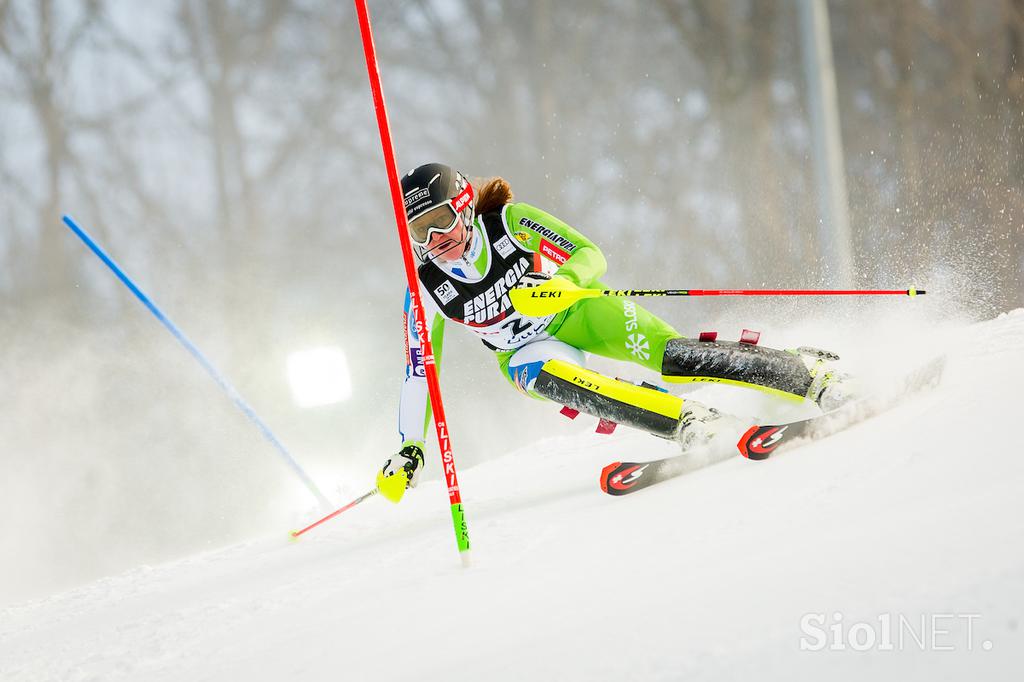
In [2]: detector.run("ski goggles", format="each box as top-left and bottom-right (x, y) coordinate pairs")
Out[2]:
(408, 183), (474, 246)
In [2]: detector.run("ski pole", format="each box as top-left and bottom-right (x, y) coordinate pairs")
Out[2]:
(510, 276), (926, 317)
(63, 214), (332, 511)
(290, 489), (378, 539)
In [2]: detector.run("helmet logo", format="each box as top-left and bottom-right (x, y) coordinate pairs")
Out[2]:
(403, 174), (443, 210)
(452, 183), (473, 213)
(403, 188), (430, 209)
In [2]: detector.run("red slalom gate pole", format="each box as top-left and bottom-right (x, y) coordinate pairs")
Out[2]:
(353, 0), (472, 566)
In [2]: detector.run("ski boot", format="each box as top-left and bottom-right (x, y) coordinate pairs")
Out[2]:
(792, 346), (859, 411)
(673, 400), (726, 451)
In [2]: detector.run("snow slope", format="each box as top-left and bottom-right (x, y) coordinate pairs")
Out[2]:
(2, 311), (1023, 681)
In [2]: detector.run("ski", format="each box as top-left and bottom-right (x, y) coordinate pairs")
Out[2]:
(600, 433), (740, 496)
(737, 355), (946, 460)
(737, 405), (865, 460)
(601, 459), (681, 496)
(601, 355), (946, 495)
(736, 402), (871, 460)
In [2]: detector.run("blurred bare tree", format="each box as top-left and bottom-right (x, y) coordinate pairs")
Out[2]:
(4, 0), (1021, 315)
(0, 0), (105, 310)
(832, 0), (1024, 300)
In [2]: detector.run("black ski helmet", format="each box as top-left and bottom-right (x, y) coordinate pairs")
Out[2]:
(401, 163), (475, 259)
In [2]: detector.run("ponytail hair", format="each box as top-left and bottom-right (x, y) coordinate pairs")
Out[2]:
(474, 177), (514, 216)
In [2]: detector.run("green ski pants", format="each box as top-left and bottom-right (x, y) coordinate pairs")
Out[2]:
(496, 291), (680, 396)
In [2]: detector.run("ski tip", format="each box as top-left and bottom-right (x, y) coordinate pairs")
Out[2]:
(737, 426), (755, 459)
(288, 530), (302, 542)
(600, 461), (657, 496)
(600, 462), (622, 494)
(736, 424), (784, 460)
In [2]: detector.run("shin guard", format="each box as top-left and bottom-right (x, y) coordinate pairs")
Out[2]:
(661, 337), (813, 400)
(534, 360), (683, 438)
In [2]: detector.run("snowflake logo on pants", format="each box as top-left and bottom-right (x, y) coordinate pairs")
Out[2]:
(626, 333), (650, 360)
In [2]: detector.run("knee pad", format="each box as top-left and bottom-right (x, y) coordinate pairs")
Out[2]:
(507, 339), (586, 397)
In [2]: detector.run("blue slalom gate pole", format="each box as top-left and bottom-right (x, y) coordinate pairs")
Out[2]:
(63, 214), (332, 510)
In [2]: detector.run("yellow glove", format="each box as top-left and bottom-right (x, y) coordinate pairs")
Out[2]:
(376, 444), (424, 503)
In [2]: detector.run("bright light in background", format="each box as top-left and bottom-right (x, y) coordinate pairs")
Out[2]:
(287, 347), (352, 408)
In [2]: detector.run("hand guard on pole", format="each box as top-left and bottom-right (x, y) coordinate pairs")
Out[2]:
(376, 444), (425, 503)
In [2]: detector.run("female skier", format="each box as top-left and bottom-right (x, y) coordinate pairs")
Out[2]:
(378, 163), (851, 498)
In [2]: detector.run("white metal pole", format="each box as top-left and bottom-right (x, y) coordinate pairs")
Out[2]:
(800, 0), (855, 285)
